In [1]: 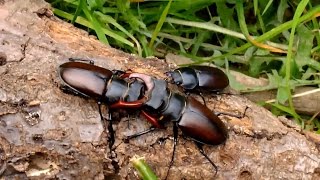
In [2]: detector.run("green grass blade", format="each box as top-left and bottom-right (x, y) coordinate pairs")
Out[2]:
(253, 0), (258, 16)
(282, 0), (309, 109)
(71, 0), (82, 24)
(269, 103), (302, 124)
(166, 17), (246, 40)
(262, 0), (274, 15)
(95, 11), (142, 56)
(308, 2), (320, 53)
(236, 0), (250, 40)
(80, 0), (109, 44)
(149, 0), (173, 48)
(53, 8), (134, 47)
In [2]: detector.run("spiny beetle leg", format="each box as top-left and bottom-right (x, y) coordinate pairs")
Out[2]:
(214, 106), (249, 119)
(141, 110), (163, 128)
(97, 102), (112, 122)
(123, 127), (157, 143)
(198, 92), (206, 105)
(164, 122), (178, 180)
(214, 111), (241, 118)
(195, 142), (218, 177)
(183, 90), (207, 106)
(68, 58), (94, 64)
(98, 102), (115, 149)
(107, 111), (115, 149)
(191, 91), (206, 106)
(124, 111), (163, 142)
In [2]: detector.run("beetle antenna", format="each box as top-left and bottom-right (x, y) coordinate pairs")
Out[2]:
(195, 142), (218, 177)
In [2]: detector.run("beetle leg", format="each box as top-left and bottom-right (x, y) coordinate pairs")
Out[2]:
(165, 122), (178, 180)
(68, 58), (94, 64)
(190, 90), (206, 106)
(124, 127), (157, 142)
(198, 92), (206, 105)
(195, 142), (218, 177)
(98, 102), (115, 149)
(107, 111), (115, 149)
(97, 101), (106, 124)
(141, 110), (162, 128)
(123, 110), (163, 141)
(214, 108), (248, 119)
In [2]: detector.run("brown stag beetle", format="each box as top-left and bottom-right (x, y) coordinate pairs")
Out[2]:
(58, 58), (146, 149)
(58, 59), (228, 179)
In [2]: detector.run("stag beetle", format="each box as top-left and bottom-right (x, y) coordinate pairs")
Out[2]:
(58, 58), (145, 148)
(165, 66), (229, 92)
(58, 59), (228, 179)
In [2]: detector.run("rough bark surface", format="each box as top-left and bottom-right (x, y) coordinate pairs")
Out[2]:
(1, 0), (320, 180)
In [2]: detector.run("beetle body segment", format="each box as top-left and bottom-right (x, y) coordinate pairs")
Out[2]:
(167, 66), (229, 92)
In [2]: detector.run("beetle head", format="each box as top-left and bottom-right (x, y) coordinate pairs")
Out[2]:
(164, 71), (182, 85)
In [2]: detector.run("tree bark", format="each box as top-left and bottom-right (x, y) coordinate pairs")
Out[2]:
(0, 0), (320, 179)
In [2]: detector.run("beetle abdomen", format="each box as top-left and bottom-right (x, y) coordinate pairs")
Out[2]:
(192, 66), (229, 91)
(59, 62), (113, 98)
(178, 97), (228, 145)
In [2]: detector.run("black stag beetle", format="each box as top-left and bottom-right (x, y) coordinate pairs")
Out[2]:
(165, 65), (231, 106)
(58, 58), (228, 179)
(165, 66), (229, 92)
